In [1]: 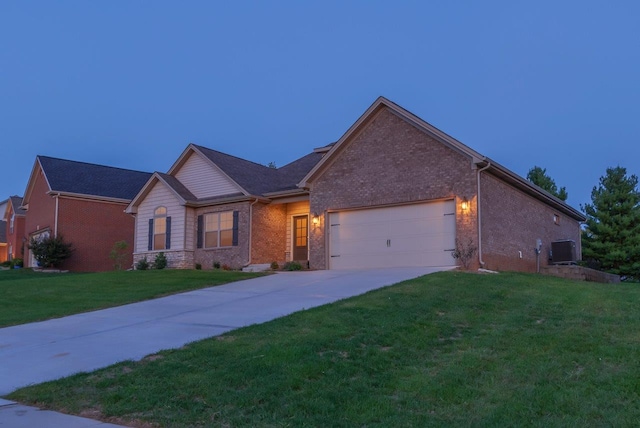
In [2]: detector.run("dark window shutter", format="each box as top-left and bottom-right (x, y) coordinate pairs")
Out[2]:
(232, 211), (239, 246)
(148, 219), (153, 251)
(165, 216), (171, 249)
(196, 215), (203, 249)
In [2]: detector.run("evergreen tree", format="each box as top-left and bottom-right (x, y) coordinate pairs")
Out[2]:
(527, 166), (568, 201)
(581, 166), (640, 281)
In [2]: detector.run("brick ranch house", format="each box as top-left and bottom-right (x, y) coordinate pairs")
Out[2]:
(126, 97), (585, 272)
(3, 196), (27, 262)
(21, 156), (151, 271)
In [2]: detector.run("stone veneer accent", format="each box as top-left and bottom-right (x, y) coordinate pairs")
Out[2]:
(133, 250), (194, 269)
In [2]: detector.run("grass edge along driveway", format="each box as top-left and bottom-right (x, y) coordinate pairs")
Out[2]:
(0, 269), (263, 328)
(9, 271), (640, 427)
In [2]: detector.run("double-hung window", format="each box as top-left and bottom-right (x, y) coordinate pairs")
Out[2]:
(148, 206), (171, 251)
(205, 211), (234, 248)
(154, 207), (167, 250)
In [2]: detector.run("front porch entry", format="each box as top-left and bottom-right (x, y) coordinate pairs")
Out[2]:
(292, 215), (309, 261)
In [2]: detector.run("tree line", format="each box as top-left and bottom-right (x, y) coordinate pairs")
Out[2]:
(527, 165), (640, 281)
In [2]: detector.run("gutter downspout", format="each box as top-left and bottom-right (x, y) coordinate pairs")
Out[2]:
(244, 198), (260, 267)
(477, 160), (491, 268)
(53, 193), (60, 237)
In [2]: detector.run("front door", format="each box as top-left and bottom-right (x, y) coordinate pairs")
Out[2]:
(293, 215), (308, 261)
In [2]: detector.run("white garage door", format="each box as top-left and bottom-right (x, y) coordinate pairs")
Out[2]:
(329, 200), (456, 269)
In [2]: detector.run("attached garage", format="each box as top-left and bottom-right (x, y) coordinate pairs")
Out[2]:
(328, 200), (457, 269)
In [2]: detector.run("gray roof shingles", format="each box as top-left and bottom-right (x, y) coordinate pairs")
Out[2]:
(193, 144), (323, 196)
(10, 196), (26, 215)
(38, 156), (152, 200)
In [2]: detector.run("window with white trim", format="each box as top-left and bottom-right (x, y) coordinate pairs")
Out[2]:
(154, 207), (167, 250)
(205, 211), (234, 248)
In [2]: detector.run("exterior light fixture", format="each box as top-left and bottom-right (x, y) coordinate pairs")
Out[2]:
(460, 197), (469, 211)
(312, 212), (320, 226)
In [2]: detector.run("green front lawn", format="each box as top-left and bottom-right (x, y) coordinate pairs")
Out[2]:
(0, 268), (263, 327)
(9, 271), (640, 427)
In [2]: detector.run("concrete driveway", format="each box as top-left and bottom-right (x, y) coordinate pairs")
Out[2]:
(0, 267), (447, 425)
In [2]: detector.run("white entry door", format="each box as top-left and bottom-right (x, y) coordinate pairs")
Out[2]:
(329, 200), (456, 269)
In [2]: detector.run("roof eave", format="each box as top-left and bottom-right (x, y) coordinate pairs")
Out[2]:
(184, 194), (269, 207)
(298, 96), (484, 188)
(480, 158), (586, 222)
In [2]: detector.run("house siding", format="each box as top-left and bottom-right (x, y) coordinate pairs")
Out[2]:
(56, 197), (135, 272)
(308, 107), (478, 269)
(480, 172), (582, 272)
(175, 152), (241, 199)
(134, 181), (186, 253)
(132, 180), (191, 269)
(24, 167), (56, 268)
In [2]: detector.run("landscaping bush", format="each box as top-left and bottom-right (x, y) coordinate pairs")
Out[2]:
(154, 252), (168, 270)
(213, 261), (221, 269)
(270, 261), (279, 270)
(284, 261), (302, 271)
(195, 263), (202, 270)
(136, 257), (149, 271)
(28, 236), (73, 268)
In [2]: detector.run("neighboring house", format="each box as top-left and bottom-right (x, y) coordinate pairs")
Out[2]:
(21, 156), (151, 271)
(127, 97), (585, 272)
(0, 198), (6, 262)
(3, 196), (27, 262)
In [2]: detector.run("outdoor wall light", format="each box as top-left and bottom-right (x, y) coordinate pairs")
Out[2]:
(312, 213), (320, 226)
(460, 197), (469, 211)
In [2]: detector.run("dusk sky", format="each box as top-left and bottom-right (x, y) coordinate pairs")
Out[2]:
(2, 2), (639, 211)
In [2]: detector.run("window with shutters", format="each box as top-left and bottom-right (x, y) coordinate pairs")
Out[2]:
(154, 207), (167, 250)
(204, 211), (234, 248)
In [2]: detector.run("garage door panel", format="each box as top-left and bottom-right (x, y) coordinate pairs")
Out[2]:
(329, 200), (456, 269)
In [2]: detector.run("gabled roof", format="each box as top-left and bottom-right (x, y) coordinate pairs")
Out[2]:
(192, 145), (282, 195)
(9, 196), (26, 216)
(23, 156), (152, 206)
(172, 143), (326, 197)
(298, 96), (585, 222)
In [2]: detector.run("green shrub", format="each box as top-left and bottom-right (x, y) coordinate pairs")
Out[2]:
(28, 236), (73, 268)
(154, 252), (168, 270)
(13, 258), (23, 268)
(284, 261), (302, 271)
(136, 257), (149, 271)
(270, 261), (279, 270)
(195, 263), (202, 270)
(213, 261), (221, 269)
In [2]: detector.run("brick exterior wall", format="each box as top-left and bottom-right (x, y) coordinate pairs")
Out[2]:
(308, 107), (479, 269)
(193, 202), (251, 270)
(251, 203), (287, 264)
(56, 197), (135, 272)
(24, 169), (56, 268)
(5, 206), (26, 261)
(480, 173), (582, 272)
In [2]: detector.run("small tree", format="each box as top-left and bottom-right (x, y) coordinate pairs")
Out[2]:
(581, 166), (640, 281)
(28, 235), (73, 268)
(109, 240), (129, 270)
(527, 166), (568, 201)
